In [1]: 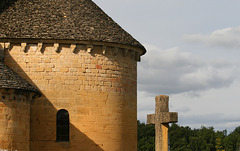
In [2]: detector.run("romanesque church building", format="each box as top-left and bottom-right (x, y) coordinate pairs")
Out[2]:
(0, 0), (146, 150)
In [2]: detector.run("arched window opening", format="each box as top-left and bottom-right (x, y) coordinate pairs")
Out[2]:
(57, 109), (69, 142)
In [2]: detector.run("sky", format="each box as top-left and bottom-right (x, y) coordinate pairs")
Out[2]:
(93, 0), (240, 133)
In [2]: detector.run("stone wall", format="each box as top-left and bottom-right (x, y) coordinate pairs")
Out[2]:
(0, 89), (31, 151)
(3, 41), (138, 151)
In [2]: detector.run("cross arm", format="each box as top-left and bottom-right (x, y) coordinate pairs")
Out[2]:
(160, 112), (178, 124)
(147, 114), (155, 124)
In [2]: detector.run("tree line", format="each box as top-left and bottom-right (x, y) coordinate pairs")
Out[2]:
(137, 120), (240, 151)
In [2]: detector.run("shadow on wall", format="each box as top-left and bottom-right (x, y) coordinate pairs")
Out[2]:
(4, 50), (104, 151)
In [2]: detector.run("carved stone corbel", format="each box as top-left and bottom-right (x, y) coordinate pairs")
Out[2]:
(102, 46), (107, 54)
(0, 43), (4, 61)
(87, 45), (93, 53)
(0, 43), (4, 51)
(37, 43), (44, 53)
(135, 52), (141, 62)
(70, 44), (77, 52)
(4, 42), (11, 50)
(53, 43), (60, 53)
(130, 50), (135, 59)
(21, 43), (27, 52)
(113, 47), (118, 56)
(123, 49), (128, 56)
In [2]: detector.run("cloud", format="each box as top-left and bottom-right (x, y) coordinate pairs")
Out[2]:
(137, 91), (155, 123)
(174, 106), (191, 113)
(138, 44), (238, 95)
(183, 26), (240, 49)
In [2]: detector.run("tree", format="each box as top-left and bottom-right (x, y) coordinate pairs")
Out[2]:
(169, 123), (192, 151)
(224, 126), (240, 151)
(137, 120), (155, 151)
(215, 130), (226, 151)
(137, 120), (240, 151)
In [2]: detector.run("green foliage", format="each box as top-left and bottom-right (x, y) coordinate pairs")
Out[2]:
(137, 120), (155, 151)
(169, 124), (216, 151)
(224, 126), (240, 151)
(169, 123), (192, 151)
(215, 130), (226, 151)
(137, 121), (240, 151)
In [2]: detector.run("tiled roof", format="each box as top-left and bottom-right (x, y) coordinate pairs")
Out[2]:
(0, 0), (146, 54)
(0, 61), (40, 93)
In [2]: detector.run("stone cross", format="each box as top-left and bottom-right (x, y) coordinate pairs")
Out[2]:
(147, 95), (178, 151)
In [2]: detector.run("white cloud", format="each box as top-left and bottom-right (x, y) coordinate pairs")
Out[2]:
(183, 26), (240, 49)
(168, 80), (240, 133)
(138, 44), (238, 95)
(137, 91), (155, 123)
(137, 44), (240, 131)
(138, 79), (240, 132)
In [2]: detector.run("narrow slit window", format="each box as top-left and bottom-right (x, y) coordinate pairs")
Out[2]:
(57, 109), (69, 142)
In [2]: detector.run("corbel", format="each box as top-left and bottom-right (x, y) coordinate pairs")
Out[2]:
(70, 44), (77, 52)
(123, 49), (128, 56)
(0, 43), (4, 51)
(53, 43), (60, 53)
(86, 45), (93, 53)
(130, 50), (135, 59)
(37, 43), (44, 53)
(0, 43), (4, 61)
(4, 42), (11, 50)
(102, 45), (107, 55)
(135, 52), (141, 62)
(113, 47), (118, 56)
(21, 43), (27, 52)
